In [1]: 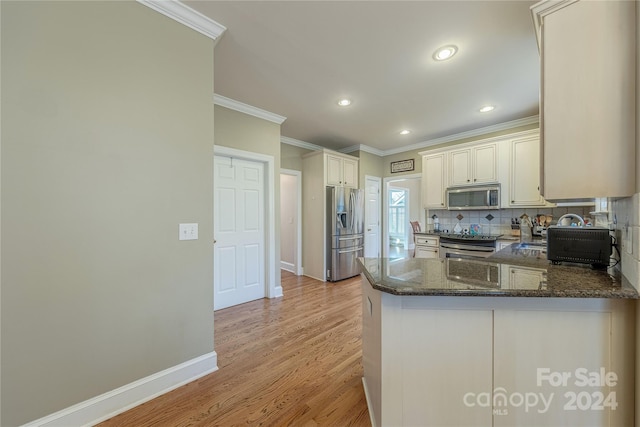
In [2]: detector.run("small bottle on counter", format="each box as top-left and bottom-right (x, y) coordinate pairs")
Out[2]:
(520, 214), (533, 243)
(433, 216), (440, 232)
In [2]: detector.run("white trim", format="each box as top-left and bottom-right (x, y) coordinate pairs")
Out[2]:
(340, 144), (385, 157)
(137, 1), (226, 41)
(382, 173), (422, 258)
(385, 115), (539, 156)
(364, 175), (382, 258)
(362, 377), (377, 427)
(280, 136), (324, 152)
(418, 127), (539, 156)
(280, 169), (303, 276)
(284, 117), (537, 158)
(280, 261), (295, 273)
(214, 94), (287, 125)
(22, 352), (218, 427)
(530, 0), (578, 51)
(213, 146), (282, 300)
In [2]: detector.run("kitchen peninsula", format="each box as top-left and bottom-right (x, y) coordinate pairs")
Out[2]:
(359, 246), (637, 427)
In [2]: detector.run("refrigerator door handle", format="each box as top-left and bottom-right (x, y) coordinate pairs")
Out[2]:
(338, 247), (363, 254)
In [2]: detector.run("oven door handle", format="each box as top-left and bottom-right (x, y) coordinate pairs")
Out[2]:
(440, 242), (495, 252)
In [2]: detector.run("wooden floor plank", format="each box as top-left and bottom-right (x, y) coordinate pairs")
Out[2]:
(98, 272), (370, 426)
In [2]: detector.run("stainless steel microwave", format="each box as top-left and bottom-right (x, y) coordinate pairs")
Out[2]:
(446, 185), (500, 210)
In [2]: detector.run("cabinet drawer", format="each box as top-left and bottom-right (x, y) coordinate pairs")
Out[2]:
(415, 236), (439, 247)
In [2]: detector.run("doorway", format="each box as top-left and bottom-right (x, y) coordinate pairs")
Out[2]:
(383, 173), (423, 259)
(213, 146), (281, 311)
(280, 169), (302, 275)
(364, 176), (382, 258)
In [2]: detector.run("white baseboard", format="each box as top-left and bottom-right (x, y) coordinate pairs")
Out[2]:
(280, 261), (295, 273)
(22, 352), (218, 427)
(274, 285), (284, 298)
(362, 377), (377, 427)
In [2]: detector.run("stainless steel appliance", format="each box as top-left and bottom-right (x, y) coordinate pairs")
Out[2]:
(547, 225), (611, 268)
(446, 257), (500, 288)
(438, 233), (501, 259)
(326, 186), (364, 281)
(446, 185), (500, 210)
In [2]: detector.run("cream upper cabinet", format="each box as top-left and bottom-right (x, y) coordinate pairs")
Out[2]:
(326, 153), (358, 187)
(510, 133), (546, 206)
(449, 143), (497, 186)
(341, 157), (358, 187)
(302, 149), (359, 281)
(533, 0), (636, 200)
(422, 152), (447, 209)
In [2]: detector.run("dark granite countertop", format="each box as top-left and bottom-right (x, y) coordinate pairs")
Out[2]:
(358, 243), (638, 298)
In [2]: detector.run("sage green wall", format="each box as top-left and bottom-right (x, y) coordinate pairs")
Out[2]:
(1, 2), (214, 425)
(637, 2), (640, 191)
(382, 123), (539, 178)
(355, 150), (385, 187)
(281, 143), (313, 171)
(214, 105), (282, 290)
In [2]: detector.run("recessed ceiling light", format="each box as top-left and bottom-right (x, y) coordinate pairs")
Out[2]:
(337, 99), (352, 107)
(400, 130), (411, 135)
(479, 105), (495, 113)
(433, 45), (458, 61)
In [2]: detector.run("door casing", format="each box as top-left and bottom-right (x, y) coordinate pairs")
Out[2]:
(213, 145), (282, 306)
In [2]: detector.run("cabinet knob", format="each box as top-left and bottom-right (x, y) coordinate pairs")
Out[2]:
(474, 179), (477, 182)
(467, 179), (470, 182)
(511, 200), (515, 203)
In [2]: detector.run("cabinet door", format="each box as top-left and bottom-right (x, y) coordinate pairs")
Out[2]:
(415, 246), (439, 259)
(450, 149), (472, 186)
(326, 154), (343, 186)
(342, 158), (358, 187)
(508, 266), (545, 290)
(472, 144), (497, 184)
(423, 153), (447, 208)
(494, 308), (633, 426)
(510, 135), (544, 206)
(539, 0), (635, 199)
(401, 308), (493, 426)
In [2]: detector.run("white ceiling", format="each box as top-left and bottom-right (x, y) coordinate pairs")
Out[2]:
(186, 1), (540, 153)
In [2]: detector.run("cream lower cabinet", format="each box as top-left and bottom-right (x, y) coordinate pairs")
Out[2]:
(361, 278), (634, 427)
(493, 304), (634, 427)
(415, 235), (439, 259)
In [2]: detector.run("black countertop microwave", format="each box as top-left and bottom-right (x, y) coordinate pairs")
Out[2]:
(446, 185), (500, 210)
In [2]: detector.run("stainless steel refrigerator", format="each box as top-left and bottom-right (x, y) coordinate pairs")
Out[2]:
(326, 186), (364, 282)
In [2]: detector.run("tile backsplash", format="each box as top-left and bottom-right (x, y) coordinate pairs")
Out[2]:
(611, 194), (640, 290)
(426, 206), (594, 237)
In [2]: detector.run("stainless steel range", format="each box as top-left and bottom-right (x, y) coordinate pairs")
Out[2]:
(438, 233), (502, 259)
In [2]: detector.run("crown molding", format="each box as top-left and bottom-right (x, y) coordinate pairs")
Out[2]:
(214, 94), (287, 125)
(340, 144), (385, 157)
(137, 1), (227, 41)
(383, 115), (540, 156)
(280, 136), (324, 151)
(530, 0), (578, 51)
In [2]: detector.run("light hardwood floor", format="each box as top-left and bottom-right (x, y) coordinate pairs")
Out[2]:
(99, 271), (370, 426)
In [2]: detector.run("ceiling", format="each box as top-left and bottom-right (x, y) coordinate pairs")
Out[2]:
(186, 1), (540, 154)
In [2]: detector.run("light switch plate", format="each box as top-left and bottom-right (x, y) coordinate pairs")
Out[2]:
(179, 223), (198, 241)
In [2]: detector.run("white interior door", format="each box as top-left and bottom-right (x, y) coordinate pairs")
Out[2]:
(214, 156), (265, 310)
(364, 176), (381, 257)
